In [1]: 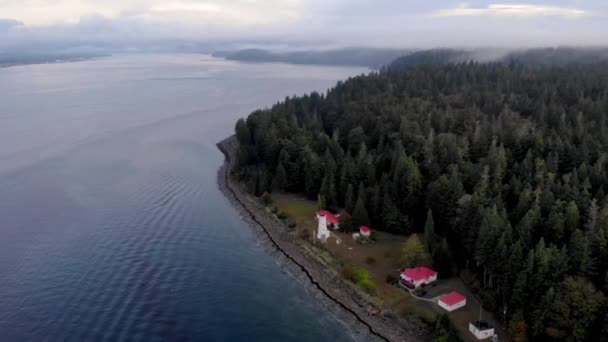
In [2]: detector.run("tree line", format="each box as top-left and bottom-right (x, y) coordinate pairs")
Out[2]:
(232, 60), (608, 341)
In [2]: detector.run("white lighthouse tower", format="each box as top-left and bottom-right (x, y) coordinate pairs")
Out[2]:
(316, 214), (330, 242)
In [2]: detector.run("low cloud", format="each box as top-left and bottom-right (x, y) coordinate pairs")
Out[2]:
(0, 18), (24, 31)
(0, 1), (605, 52)
(0, 0), (304, 27)
(433, 3), (587, 18)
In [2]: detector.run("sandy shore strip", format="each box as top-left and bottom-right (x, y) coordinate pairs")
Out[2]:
(217, 135), (429, 342)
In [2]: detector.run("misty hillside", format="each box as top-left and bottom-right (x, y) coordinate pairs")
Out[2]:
(0, 52), (108, 67)
(213, 48), (412, 68)
(388, 47), (608, 70)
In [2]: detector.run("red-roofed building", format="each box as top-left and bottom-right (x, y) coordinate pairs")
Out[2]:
(438, 291), (466, 311)
(359, 226), (371, 237)
(400, 266), (438, 288)
(316, 210), (340, 229)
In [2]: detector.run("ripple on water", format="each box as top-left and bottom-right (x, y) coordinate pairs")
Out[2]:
(95, 172), (197, 341)
(38, 165), (198, 342)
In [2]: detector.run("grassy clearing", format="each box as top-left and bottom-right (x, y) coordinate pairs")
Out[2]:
(342, 265), (377, 294)
(272, 193), (318, 232)
(272, 193), (423, 313)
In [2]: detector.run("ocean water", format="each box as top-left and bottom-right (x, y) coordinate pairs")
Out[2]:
(0, 54), (367, 341)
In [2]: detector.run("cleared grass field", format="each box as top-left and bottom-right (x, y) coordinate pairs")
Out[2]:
(271, 193), (436, 320)
(272, 193), (319, 229)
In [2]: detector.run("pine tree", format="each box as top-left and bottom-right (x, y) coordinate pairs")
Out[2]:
(585, 198), (599, 238)
(235, 118), (251, 145)
(357, 182), (367, 205)
(546, 201), (566, 242)
(424, 209), (435, 251)
(369, 185), (381, 226)
(344, 183), (355, 214)
(272, 162), (287, 192)
(565, 200), (581, 233)
(516, 201), (541, 248)
(352, 193), (370, 230)
(320, 170), (337, 209)
(568, 229), (594, 277)
(303, 151), (322, 199)
(533, 277), (605, 341)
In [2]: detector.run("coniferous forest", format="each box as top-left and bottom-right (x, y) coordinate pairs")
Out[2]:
(233, 53), (608, 341)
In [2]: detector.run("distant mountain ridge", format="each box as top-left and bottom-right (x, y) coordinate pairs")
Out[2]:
(213, 48), (413, 68)
(0, 52), (108, 67)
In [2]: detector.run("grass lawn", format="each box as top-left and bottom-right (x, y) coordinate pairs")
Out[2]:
(272, 193), (319, 229)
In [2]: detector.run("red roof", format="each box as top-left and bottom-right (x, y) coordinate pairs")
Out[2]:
(317, 210), (340, 224)
(439, 291), (466, 306)
(401, 266), (437, 281)
(360, 226), (371, 233)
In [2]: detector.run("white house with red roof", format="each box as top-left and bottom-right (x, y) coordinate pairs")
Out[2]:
(438, 291), (466, 312)
(359, 225), (371, 237)
(316, 210), (340, 229)
(400, 266), (438, 288)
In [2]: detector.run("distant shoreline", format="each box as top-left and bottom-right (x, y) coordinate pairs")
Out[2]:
(0, 56), (105, 69)
(216, 135), (428, 342)
(212, 48), (412, 69)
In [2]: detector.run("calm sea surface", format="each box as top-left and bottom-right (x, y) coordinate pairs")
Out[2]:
(0, 54), (367, 341)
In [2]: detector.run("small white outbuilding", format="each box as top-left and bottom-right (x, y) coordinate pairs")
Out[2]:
(469, 321), (495, 340)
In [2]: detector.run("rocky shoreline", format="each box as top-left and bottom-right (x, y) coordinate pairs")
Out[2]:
(217, 135), (429, 342)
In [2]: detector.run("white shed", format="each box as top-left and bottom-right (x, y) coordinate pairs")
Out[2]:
(469, 321), (495, 340)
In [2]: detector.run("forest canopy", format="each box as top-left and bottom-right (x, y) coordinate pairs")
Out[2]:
(232, 55), (608, 341)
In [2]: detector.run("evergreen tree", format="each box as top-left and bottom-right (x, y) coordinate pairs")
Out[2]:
(533, 277), (605, 341)
(235, 118), (251, 145)
(272, 162), (287, 192)
(344, 183), (355, 213)
(565, 200), (581, 233)
(568, 229), (594, 277)
(352, 192), (370, 230)
(424, 209), (435, 251)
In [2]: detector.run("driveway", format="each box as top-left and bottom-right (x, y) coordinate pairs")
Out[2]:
(400, 278), (510, 342)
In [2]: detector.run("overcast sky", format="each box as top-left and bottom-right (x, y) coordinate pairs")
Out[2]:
(1, 1), (607, 51)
